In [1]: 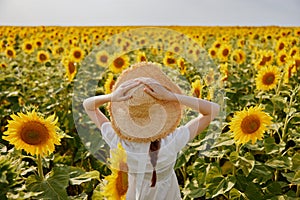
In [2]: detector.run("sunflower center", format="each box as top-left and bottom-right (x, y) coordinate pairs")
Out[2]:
(280, 55), (287, 63)
(26, 44), (33, 50)
(39, 53), (47, 61)
(262, 72), (275, 85)
(241, 115), (261, 134)
(7, 50), (14, 56)
(116, 162), (128, 197)
(68, 62), (75, 74)
(100, 55), (108, 63)
(36, 41), (42, 47)
(114, 57), (125, 68)
(210, 50), (216, 56)
(174, 46), (180, 52)
(194, 88), (201, 98)
(74, 51), (81, 59)
(222, 49), (229, 57)
(167, 58), (176, 65)
(279, 43), (284, 50)
(21, 121), (49, 145)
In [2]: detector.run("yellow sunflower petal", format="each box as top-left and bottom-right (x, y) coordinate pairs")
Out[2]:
(3, 110), (62, 156)
(229, 105), (272, 144)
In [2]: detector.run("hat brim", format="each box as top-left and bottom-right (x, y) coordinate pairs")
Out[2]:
(108, 62), (182, 143)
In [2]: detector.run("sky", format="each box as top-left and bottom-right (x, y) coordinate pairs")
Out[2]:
(0, 0), (299, 26)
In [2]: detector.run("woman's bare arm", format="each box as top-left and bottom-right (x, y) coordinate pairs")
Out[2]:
(142, 78), (220, 141)
(173, 94), (220, 141)
(83, 79), (141, 129)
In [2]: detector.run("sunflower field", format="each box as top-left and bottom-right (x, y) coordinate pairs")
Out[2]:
(1, 26), (300, 200)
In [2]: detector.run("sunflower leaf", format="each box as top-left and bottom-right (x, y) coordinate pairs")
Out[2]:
(26, 167), (69, 200)
(69, 170), (100, 185)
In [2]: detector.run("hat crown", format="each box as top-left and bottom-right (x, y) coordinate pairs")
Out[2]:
(127, 84), (156, 106)
(109, 62), (182, 142)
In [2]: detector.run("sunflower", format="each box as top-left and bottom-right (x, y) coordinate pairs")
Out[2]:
(52, 45), (65, 58)
(136, 51), (147, 63)
(0, 62), (7, 68)
(191, 79), (203, 98)
(22, 40), (35, 54)
(163, 52), (177, 68)
(62, 57), (77, 82)
(70, 47), (85, 63)
(95, 50), (111, 67)
(212, 39), (222, 49)
(255, 65), (281, 91)
(276, 51), (289, 66)
(237, 38), (246, 48)
(177, 57), (187, 75)
(204, 68), (215, 86)
(34, 38), (44, 48)
(101, 143), (128, 200)
(109, 55), (130, 74)
(5, 47), (16, 58)
(170, 42), (182, 54)
(229, 105), (272, 144)
(217, 44), (231, 62)
(104, 73), (115, 94)
(275, 38), (286, 52)
(37, 50), (50, 63)
(206, 87), (214, 101)
(289, 46), (299, 57)
(208, 47), (218, 59)
(231, 49), (246, 65)
(283, 60), (297, 84)
(294, 55), (300, 70)
(3, 110), (61, 156)
(219, 63), (228, 81)
(254, 50), (274, 70)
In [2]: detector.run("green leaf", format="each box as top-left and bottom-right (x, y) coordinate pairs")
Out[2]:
(292, 171), (300, 184)
(239, 152), (255, 177)
(282, 171), (300, 184)
(248, 164), (273, 184)
(264, 137), (280, 154)
(266, 181), (282, 195)
(26, 167), (69, 200)
(229, 188), (242, 200)
(70, 170), (100, 185)
(206, 175), (236, 198)
(244, 182), (264, 200)
(230, 151), (239, 164)
(212, 132), (235, 148)
(240, 94), (254, 101)
(291, 153), (300, 171)
(265, 156), (292, 169)
(188, 187), (206, 198)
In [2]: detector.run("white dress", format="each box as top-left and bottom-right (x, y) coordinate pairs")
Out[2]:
(100, 122), (190, 200)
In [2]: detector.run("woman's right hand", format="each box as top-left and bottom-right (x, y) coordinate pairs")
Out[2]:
(111, 79), (141, 102)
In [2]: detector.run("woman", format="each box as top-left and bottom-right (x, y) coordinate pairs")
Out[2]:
(83, 62), (220, 200)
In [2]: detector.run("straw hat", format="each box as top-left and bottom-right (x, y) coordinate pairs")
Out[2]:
(108, 62), (182, 143)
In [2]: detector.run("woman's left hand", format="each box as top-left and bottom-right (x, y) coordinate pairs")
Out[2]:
(138, 77), (177, 101)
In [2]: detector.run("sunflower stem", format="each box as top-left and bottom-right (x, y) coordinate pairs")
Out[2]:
(37, 155), (44, 181)
(274, 169), (278, 181)
(281, 90), (294, 142)
(296, 184), (300, 197)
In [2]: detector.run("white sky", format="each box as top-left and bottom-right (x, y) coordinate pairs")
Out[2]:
(0, 0), (299, 26)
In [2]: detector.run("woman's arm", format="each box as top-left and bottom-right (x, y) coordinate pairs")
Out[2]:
(174, 94), (220, 141)
(83, 79), (140, 129)
(142, 78), (220, 141)
(83, 94), (112, 129)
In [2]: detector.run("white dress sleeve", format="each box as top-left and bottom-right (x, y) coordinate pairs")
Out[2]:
(163, 125), (190, 153)
(100, 122), (119, 148)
